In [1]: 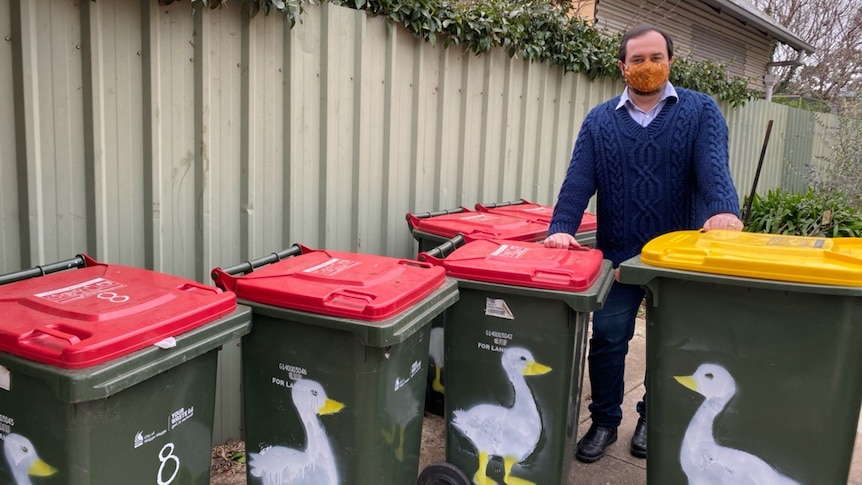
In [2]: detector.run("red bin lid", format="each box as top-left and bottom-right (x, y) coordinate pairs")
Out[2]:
(0, 256), (236, 369)
(475, 201), (597, 233)
(407, 209), (547, 242)
(222, 247), (446, 321)
(422, 239), (604, 292)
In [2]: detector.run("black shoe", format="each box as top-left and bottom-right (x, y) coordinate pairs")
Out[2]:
(575, 423), (617, 463)
(630, 416), (647, 458)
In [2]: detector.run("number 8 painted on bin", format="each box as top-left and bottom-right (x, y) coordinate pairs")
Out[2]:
(97, 291), (130, 303)
(157, 442), (180, 485)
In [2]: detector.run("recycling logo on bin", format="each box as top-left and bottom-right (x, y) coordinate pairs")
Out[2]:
(675, 363), (801, 485)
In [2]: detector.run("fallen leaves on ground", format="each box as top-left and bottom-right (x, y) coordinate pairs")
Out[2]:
(211, 439), (246, 480)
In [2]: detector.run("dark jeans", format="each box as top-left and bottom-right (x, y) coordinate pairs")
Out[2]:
(587, 280), (646, 428)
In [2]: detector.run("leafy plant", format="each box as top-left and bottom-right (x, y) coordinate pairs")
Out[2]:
(670, 57), (752, 108)
(168, 0), (754, 106)
(743, 188), (862, 237)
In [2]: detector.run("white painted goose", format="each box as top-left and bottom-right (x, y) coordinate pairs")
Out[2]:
(452, 346), (551, 485)
(675, 363), (800, 485)
(247, 379), (345, 485)
(429, 326), (445, 393)
(3, 433), (58, 485)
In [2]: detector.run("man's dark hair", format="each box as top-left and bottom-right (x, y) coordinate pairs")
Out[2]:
(617, 25), (674, 61)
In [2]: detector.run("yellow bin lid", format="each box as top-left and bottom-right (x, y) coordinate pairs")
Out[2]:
(641, 230), (862, 286)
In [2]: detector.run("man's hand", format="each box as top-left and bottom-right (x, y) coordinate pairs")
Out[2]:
(703, 213), (743, 231)
(544, 232), (580, 249)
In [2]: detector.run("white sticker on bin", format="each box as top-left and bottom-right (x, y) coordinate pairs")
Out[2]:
(0, 366), (10, 391)
(485, 298), (515, 320)
(154, 337), (177, 349)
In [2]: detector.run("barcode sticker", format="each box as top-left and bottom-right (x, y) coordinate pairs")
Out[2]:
(0, 366), (9, 391)
(485, 298), (514, 320)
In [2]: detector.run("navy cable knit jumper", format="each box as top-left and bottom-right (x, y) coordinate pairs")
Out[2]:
(548, 87), (740, 267)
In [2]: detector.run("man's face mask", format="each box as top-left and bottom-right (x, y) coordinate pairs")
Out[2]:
(623, 61), (670, 95)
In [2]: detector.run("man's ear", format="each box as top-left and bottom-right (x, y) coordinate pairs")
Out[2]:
(618, 60), (626, 77)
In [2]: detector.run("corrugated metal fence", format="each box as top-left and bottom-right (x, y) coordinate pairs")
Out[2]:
(0, 0), (837, 443)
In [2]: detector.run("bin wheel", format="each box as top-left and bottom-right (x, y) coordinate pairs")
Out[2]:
(417, 462), (471, 485)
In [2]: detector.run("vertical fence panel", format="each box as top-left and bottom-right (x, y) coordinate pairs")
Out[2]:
(410, 39), (444, 220)
(476, 49), (506, 205)
(196, 7), (244, 282)
(241, 8), (287, 259)
(44, 1), (87, 262)
(809, 111), (837, 175)
(534, 64), (563, 204)
(498, 57), (526, 202)
(320, 4), (358, 251)
(12, 0), (88, 266)
(284, 5), (323, 248)
(353, 13), (388, 255)
(436, 45), (466, 211)
(83, 0), (146, 267)
(517, 62), (544, 199)
(454, 53), (484, 206)
(0, 0), (20, 272)
(782, 107), (816, 193)
(382, 24), (423, 257)
(145, 4), (197, 278)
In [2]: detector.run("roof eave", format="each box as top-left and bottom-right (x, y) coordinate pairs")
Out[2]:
(703, 0), (816, 54)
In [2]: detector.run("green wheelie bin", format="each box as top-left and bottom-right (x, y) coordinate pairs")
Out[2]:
(211, 245), (459, 485)
(406, 207), (550, 418)
(474, 199), (598, 248)
(618, 230), (862, 485)
(0, 254), (250, 485)
(417, 236), (613, 485)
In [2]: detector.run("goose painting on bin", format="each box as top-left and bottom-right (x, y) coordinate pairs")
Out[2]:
(429, 326), (445, 394)
(675, 363), (801, 485)
(248, 379), (345, 485)
(2, 433), (58, 485)
(452, 346), (551, 485)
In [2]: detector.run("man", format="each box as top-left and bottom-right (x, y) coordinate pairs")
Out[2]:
(544, 25), (743, 463)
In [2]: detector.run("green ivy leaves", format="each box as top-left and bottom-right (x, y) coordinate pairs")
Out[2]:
(185, 0), (754, 106)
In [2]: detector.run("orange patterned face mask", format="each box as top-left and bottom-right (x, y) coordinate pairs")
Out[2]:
(623, 61), (670, 95)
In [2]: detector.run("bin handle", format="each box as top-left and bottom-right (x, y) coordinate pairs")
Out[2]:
(324, 289), (375, 311)
(211, 245), (305, 291)
(475, 198), (530, 211)
(532, 269), (575, 285)
(418, 234), (466, 263)
(405, 206), (469, 231)
(0, 254), (94, 286)
(398, 260), (435, 269)
(27, 326), (84, 345)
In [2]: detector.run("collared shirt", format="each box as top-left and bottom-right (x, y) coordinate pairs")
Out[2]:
(616, 82), (679, 127)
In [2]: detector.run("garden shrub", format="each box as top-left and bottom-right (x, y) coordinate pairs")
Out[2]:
(744, 188), (862, 237)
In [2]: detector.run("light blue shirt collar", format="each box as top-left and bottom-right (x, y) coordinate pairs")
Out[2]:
(616, 82), (678, 127)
